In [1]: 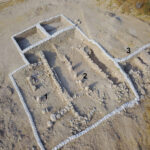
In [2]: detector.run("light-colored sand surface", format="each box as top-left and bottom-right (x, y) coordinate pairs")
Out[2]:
(0, 0), (150, 150)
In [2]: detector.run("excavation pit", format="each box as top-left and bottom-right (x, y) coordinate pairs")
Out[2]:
(14, 26), (47, 51)
(40, 15), (72, 35)
(121, 49), (150, 98)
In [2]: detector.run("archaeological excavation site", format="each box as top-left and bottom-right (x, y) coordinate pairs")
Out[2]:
(9, 14), (150, 150)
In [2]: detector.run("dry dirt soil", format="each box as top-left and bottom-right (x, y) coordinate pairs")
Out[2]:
(0, 0), (150, 150)
(96, 0), (150, 23)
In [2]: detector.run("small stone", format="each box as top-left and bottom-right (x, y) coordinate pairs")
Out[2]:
(77, 19), (82, 24)
(74, 112), (79, 117)
(70, 120), (74, 126)
(42, 108), (49, 114)
(63, 108), (68, 114)
(32, 63), (37, 67)
(82, 119), (87, 125)
(36, 96), (41, 103)
(38, 61), (42, 65)
(50, 114), (56, 122)
(26, 76), (30, 81)
(83, 116), (88, 121)
(31, 76), (38, 84)
(85, 86), (89, 91)
(68, 102), (73, 107)
(47, 121), (53, 128)
(60, 110), (64, 116)
(65, 106), (70, 111)
(56, 113), (61, 120)
(75, 126), (79, 130)
(84, 46), (92, 55)
(141, 88), (145, 95)
(74, 19), (82, 25)
(28, 65), (33, 70)
(73, 94), (77, 99)
(79, 116), (84, 120)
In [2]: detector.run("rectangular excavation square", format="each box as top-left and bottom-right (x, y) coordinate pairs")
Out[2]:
(40, 16), (72, 35)
(9, 27), (136, 149)
(120, 48), (150, 97)
(14, 26), (47, 51)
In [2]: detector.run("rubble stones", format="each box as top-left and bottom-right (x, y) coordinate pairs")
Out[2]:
(50, 114), (57, 122)
(36, 96), (41, 103)
(85, 86), (89, 91)
(42, 108), (49, 114)
(56, 113), (61, 120)
(26, 76), (37, 92)
(47, 121), (53, 128)
(60, 110), (65, 116)
(74, 19), (82, 25)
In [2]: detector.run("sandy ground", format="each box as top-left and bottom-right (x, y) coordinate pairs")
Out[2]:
(0, 0), (150, 150)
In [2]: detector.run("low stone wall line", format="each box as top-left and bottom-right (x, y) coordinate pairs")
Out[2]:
(115, 43), (150, 62)
(23, 25), (75, 54)
(52, 98), (138, 150)
(9, 66), (45, 150)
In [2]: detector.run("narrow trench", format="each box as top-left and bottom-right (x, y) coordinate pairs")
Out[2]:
(87, 47), (119, 85)
(122, 63), (143, 96)
(53, 66), (74, 97)
(25, 52), (74, 97)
